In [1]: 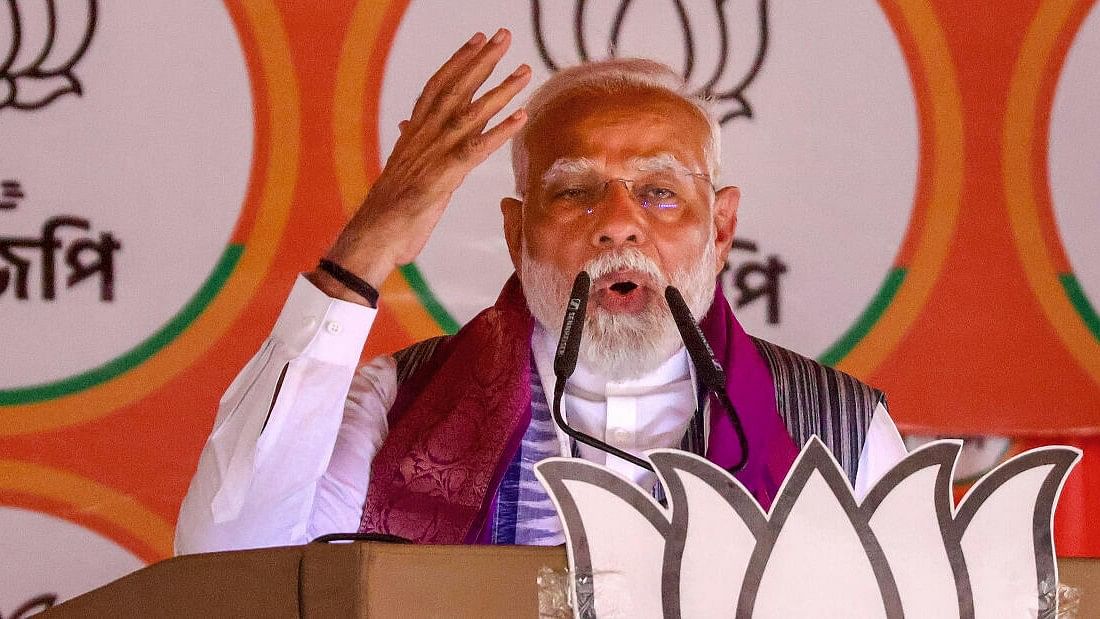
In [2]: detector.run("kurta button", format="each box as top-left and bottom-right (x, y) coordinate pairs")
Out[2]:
(325, 321), (342, 334)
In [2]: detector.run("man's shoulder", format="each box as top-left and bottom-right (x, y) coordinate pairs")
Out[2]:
(748, 335), (885, 404)
(748, 336), (885, 483)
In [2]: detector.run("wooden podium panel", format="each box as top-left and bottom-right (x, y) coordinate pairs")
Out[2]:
(46, 542), (569, 618)
(44, 543), (1098, 617)
(1058, 557), (1100, 618)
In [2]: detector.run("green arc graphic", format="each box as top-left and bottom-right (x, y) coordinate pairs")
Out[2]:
(403, 260), (909, 367)
(819, 268), (907, 366)
(0, 245), (243, 405)
(400, 262), (461, 334)
(1061, 273), (1100, 341)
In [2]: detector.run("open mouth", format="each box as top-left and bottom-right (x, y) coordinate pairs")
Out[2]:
(591, 270), (654, 313)
(609, 281), (639, 295)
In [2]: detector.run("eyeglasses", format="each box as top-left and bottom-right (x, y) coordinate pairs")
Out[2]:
(541, 170), (715, 221)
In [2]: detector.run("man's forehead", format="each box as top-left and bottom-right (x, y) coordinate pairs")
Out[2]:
(521, 87), (713, 193)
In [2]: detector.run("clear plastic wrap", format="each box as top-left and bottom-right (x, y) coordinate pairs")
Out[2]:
(539, 567), (1086, 618)
(537, 566), (573, 618)
(537, 566), (601, 618)
(1054, 582), (1082, 618)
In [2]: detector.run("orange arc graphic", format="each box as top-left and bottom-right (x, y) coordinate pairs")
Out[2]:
(0, 1), (301, 435)
(0, 459), (174, 564)
(1003, 0), (1100, 390)
(332, 0), (443, 342)
(836, 0), (965, 377)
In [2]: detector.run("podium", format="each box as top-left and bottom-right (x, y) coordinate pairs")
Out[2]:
(44, 543), (1099, 617)
(46, 542), (568, 617)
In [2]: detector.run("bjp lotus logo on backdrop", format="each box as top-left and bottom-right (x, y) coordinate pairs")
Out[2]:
(0, 0), (97, 111)
(0, 0), (301, 608)
(529, 0), (768, 124)
(0, 1), (284, 432)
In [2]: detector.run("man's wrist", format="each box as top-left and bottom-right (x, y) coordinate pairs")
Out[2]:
(306, 268), (378, 307)
(306, 247), (395, 307)
(316, 258), (380, 306)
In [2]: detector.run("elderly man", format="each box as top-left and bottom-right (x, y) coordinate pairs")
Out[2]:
(176, 29), (906, 553)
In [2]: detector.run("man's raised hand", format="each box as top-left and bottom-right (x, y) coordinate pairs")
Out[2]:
(311, 28), (531, 305)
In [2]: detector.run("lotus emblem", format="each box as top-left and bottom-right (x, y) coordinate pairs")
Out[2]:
(1, 0), (97, 111)
(529, 0), (768, 124)
(536, 438), (1080, 617)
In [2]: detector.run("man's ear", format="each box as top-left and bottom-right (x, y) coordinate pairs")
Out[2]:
(501, 197), (524, 272)
(712, 185), (740, 274)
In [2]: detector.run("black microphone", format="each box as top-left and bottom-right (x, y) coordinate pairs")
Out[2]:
(551, 271), (654, 473)
(664, 287), (725, 390)
(664, 285), (750, 474)
(554, 271), (590, 380)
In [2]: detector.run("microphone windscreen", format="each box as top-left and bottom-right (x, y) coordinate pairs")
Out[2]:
(664, 286), (726, 389)
(554, 271), (590, 378)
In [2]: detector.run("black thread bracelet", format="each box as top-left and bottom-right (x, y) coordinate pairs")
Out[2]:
(318, 258), (379, 307)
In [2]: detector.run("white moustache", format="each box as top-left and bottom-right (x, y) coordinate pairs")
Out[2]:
(582, 249), (667, 286)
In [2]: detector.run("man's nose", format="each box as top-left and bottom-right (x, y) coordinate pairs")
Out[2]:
(590, 181), (648, 248)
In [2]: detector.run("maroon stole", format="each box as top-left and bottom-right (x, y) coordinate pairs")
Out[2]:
(358, 277), (535, 543)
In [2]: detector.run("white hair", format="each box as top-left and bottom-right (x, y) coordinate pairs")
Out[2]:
(511, 58), (722, 196)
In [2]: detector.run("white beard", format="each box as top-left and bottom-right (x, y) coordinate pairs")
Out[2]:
(521, 241), (717, 381)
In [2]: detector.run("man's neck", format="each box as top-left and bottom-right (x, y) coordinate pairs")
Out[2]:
(530, 322), (700, 489)
(531, 323), (692, 396)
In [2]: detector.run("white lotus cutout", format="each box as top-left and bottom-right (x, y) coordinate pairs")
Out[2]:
(535, 438), (1079, 618)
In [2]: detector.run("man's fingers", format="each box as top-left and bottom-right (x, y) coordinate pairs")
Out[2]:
(434, 29), (512, 112)
(451, 108), (527, 167)
(442, 63), (531, 141)
(415, 28), (512, 128)
(409, 31), (487, 122)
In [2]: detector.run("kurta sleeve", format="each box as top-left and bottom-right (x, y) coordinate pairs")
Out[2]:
(853, 400), (909, 501)
(174, 275), (392, 554)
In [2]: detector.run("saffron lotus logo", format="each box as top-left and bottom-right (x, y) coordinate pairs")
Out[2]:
(1, 0), (97, 111)
(529, 0), (768, 124)
(536, 439), (1079, 618)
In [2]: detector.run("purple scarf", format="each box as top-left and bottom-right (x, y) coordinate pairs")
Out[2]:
(359, 275), (798, 543)
(698, 284), (801, 508)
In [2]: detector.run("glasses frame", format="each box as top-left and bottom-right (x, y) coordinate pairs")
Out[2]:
(542, 170), (717, 216)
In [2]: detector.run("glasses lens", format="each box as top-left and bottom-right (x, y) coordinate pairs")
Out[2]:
(545, 173), (598, 208)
